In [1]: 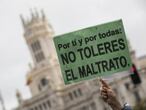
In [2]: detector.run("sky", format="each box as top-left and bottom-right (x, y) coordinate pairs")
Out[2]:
(0, 0), (146, 110)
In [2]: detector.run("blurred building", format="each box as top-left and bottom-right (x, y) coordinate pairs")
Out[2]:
(138, 56), (146, 69)
(14, 10), (146, 110)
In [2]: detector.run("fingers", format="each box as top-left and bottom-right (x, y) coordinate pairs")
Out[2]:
(99, 80), (120, 109)
(100, 86), (109, 101)
(100, 79), (110, 89)
(100, 86), (108, 92)
(101, 92), (108, 101)
(102, 94), (108, 101)
(100, 79), (113, 103)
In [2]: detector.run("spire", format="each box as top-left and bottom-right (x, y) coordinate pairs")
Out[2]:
(20, 14), (25, 28)
(34, 8), (39, 19)
(30, 8), (35, 21)
(0, 90), (6, 110)
(20, 8), (51, 32)
(41, 9), (46, 21)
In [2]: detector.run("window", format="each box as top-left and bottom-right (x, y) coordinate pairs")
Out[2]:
(47, 100), (51, 108)
(74, 89), (83, 98)
(31, 40), (45, 63)
(41, 78), (48, 86)
(34, 106), (38, 110)
(69, 92), (73, 100)
(78, 88), (82, 96)
(35, 52), (45, 62)
(69, 88), (83, 101)
(73, 90), (78, 97)
(38, 78), (49, 91)
(43, 102), (47, 109)
(31, 40), (41, 52)
(39, 104), (43, 110)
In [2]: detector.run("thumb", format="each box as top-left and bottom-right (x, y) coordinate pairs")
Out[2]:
(100, 79), (110, 89)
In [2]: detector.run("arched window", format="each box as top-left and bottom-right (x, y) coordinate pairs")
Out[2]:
(41, 78), (48, 87)
(31, 40), (45, 63)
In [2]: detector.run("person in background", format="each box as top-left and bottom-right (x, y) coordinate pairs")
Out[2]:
(100, 79), (132, 110)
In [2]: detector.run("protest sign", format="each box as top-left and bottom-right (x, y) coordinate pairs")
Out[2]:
(53, 19), (132, 84)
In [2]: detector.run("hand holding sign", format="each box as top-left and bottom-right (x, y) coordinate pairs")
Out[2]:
(100, 79), (122, 110)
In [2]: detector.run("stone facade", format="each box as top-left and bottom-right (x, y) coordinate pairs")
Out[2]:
(14, 10), (146, 110)
(138, 56), (146, 69)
